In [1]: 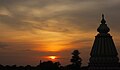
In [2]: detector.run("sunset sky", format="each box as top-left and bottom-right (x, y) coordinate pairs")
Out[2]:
(0, 0), (120, 66)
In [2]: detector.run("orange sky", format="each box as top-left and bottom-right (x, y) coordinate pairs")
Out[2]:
(0, 0), (120, 66)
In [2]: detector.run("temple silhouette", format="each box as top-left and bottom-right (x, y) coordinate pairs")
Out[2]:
(0, 14), (120, 70)
(88, 14), (119, 70)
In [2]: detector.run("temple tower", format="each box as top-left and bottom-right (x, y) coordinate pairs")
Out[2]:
(88, 14), (119, 70)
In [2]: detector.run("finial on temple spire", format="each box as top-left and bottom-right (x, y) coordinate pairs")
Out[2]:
(102, 14), (104, 19)
(101, 14), (106, 24)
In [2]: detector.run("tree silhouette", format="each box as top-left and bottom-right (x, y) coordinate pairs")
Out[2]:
(70, 50), (82, 70)
(39, 61), (61, 70)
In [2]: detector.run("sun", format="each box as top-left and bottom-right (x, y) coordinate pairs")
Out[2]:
(48, 56), (56, 60)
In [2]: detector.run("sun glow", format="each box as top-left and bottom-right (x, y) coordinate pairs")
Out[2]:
(48, 56), (57, 60)
(33, 43), (69, 52)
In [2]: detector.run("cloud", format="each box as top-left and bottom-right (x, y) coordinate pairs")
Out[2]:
(0, 42), (9, 49)
(0, 0), (120, 32)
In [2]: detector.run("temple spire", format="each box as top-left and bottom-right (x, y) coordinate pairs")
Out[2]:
(97, 14), (110, 33)
(89, 15), (119, 70)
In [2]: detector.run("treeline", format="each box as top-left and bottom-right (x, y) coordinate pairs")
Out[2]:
(0, 50), (86, 70)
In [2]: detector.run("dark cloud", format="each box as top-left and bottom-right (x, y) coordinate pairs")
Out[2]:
(66, 39), (92, 46)
(0, 0), (119, 32)
(0, 42), (9, 49)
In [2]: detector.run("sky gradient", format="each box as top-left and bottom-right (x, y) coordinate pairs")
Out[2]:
(0, 0), (120, 66)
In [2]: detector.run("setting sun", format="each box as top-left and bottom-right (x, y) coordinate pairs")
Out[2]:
(48, 56), (57, 60)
